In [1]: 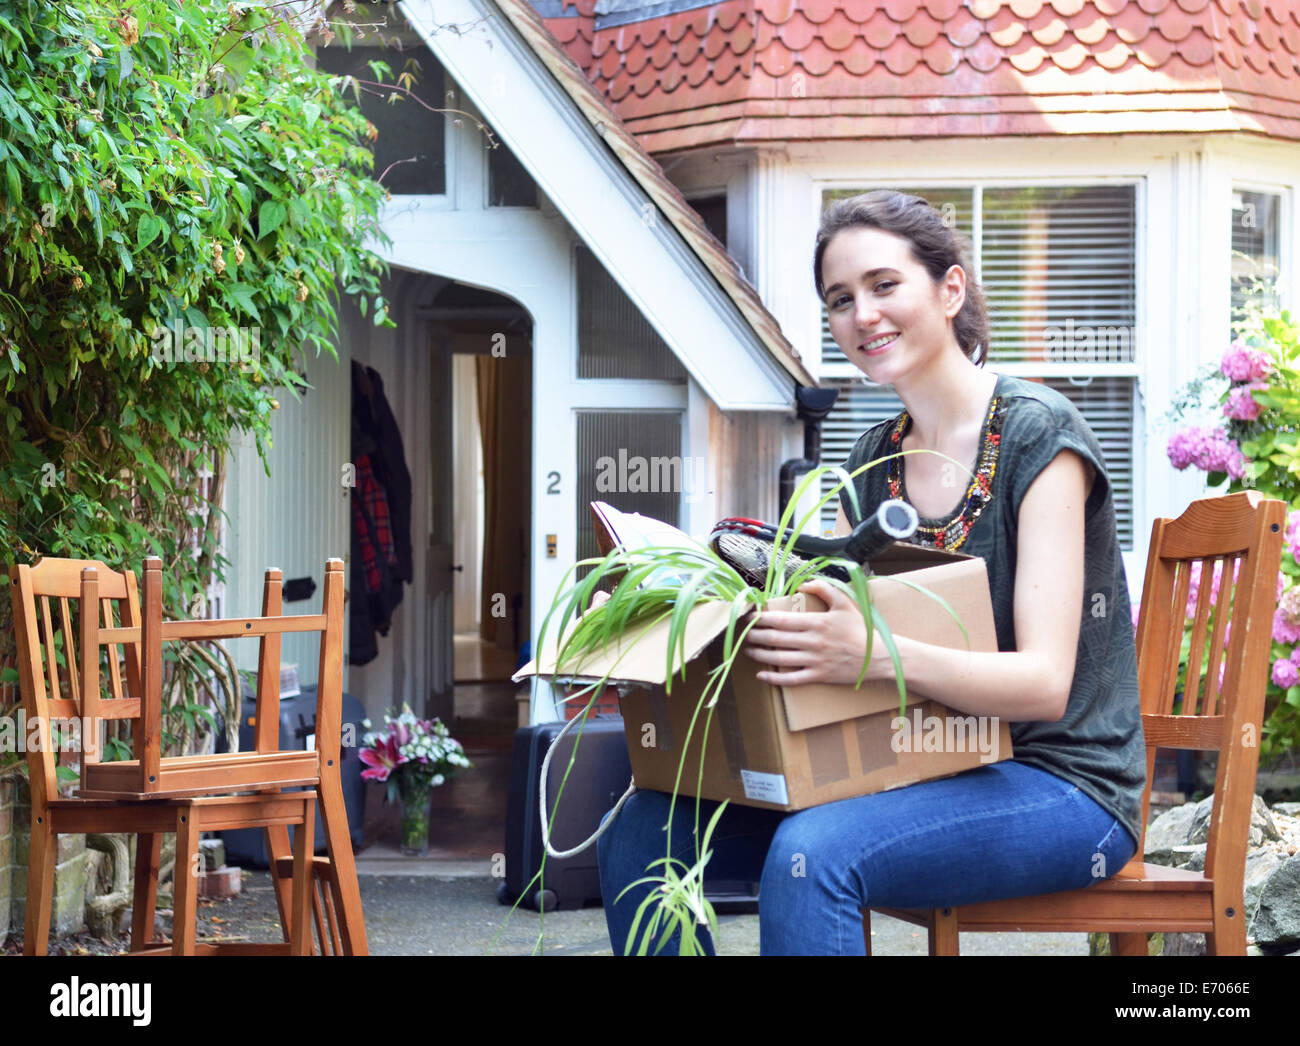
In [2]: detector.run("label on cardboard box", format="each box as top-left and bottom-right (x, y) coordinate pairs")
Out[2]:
(740, 769), (789, 806)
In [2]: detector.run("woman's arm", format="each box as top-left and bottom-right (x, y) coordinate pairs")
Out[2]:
(744, 448), (1092, 723)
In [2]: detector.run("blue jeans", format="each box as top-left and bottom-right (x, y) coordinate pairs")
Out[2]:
(596, 760), (1137, 956)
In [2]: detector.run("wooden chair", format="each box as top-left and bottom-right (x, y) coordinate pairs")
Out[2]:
(860, 489), (1286, 956)
(11, 555), (366, 955)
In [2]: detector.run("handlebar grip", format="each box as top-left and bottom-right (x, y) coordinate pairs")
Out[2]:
(842, 499), (919, 565)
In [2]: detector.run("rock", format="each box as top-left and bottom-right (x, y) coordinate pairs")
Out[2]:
(1171, 844), (1206, 872)
(1144, 802), (1199, 865)
(1253, 853), (1300, 949)
(1273, 802), (1300, 817)
(1162, 932), (1206, 956)
(1245, 849), (1284, 927)
(1188, 794), (1279, 848)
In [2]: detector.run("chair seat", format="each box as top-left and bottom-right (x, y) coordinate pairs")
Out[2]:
(872, 861), (1217, 935)
(77, 750), (320, 800)
(1086, 860), (1213, 892)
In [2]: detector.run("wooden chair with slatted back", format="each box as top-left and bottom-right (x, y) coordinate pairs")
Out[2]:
(12, 556), (316, 955)
(860, 489), (1287, 956)
(10, 555), (365, 955)
(98, 556), (366, 956)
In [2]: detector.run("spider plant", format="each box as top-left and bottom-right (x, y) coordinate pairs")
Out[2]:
(510, 448), (970, 955)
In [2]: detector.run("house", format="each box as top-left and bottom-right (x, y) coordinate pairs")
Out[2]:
(222, 0), (1300, 726)
(221, 0), (816, 727)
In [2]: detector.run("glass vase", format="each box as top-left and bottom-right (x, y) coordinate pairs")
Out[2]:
(397, 784), (431, 857)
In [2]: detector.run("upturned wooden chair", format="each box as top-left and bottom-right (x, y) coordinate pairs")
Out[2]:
(861, 489), (1286, 956)
(11, 555), (366, 955)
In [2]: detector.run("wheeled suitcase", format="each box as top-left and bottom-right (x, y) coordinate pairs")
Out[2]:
(497, 715), (760, 913)
(498, 715), (632, 911)
(218, 683), (367, 867)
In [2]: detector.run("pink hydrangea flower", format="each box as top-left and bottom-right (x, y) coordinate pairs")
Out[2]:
(1284, 511), (1300, 564)
(1220, 341), (1271, 382)
(1223, 382), (1267, 422)
(1272, 657), (1299, 689)
(1273, 587), (1300, 644)
(1166, 426), (1248, 478)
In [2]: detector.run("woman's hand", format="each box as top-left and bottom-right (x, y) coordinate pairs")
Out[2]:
(743, 578), (899, 688)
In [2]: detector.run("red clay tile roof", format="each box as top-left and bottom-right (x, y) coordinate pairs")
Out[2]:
(495, 0), (814, 387)
(536, 1), (1300, 152)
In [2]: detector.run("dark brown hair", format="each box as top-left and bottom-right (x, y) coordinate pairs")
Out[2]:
(813, 190), (989, 365)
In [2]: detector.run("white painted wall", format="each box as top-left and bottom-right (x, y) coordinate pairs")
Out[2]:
(222, 339), (351, 693)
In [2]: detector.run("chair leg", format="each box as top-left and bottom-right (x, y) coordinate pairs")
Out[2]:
(264, 821), (294, 942)
(322, 871), (344, 955)
(131, 833), (162, 950)
(290, 802), (314, 956)
(23, 814), (57, 957)
(929, 908), (960, 956)
(861, 910), (872, 956)
(1208, 897), (1247, 956)
(1109, 932), (1148, 956)
(171, 808), (199, 956)
(310, 877), (327, 956)
(318, 775), (368, 955)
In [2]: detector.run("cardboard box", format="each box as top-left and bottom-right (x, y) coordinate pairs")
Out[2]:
(516, 543), (1012, 811)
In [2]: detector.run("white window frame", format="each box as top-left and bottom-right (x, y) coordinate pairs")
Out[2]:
(1229, 180), (1291, 330)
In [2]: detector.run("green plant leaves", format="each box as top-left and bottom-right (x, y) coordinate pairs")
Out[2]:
(257, 198), (286, 239)
(0, 0), (393, 763)
(136, 213), (163, 249)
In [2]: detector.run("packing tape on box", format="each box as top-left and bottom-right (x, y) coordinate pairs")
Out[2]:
(706, 644), (748, 783)
(646, 685), (675, 755)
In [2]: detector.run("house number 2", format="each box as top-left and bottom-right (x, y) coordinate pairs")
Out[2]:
(546, 471), (560, 494)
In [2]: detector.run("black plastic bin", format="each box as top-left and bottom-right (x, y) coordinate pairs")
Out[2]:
(217, 683), (367, 867)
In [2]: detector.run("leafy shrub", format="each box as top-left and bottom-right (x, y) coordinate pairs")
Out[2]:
(0, 0), (392, 753)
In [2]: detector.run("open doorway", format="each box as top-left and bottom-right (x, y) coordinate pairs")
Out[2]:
(425, 282), (532, 861)
(451, 345), (532, 689)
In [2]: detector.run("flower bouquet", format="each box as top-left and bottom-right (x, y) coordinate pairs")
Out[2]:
(359, 705), (471, 856)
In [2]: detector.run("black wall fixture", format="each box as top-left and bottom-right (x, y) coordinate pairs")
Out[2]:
(283, 576), (318, 603)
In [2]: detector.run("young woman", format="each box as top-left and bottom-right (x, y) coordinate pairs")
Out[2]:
(595, 190), (1146, 956)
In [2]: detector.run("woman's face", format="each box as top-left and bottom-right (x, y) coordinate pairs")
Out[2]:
(820, 225), (964, 387)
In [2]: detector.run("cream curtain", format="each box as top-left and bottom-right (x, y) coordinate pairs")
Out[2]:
(475, 354), (529, 649)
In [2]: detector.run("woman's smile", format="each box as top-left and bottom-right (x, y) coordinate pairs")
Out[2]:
(860, 331), (900, 356)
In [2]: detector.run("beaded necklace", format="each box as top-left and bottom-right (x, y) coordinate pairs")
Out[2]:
(886, 394), (1008, 551)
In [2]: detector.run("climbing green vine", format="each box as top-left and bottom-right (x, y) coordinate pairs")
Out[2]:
(0, 0), (393, 758)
